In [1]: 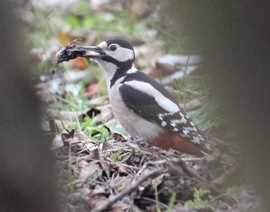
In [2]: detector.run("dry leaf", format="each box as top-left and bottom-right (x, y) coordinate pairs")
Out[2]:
(71, 57), (88, 69)
(85, 83), (102, 95)
(61, 129), (75, 141)
(47, 109), (82, 121)
(91, 184), (107, 195)
(134, 41), (163, 68)
(157, 54), (201, 67)
(88, 148), (100, 160)
(88, 197), (130, 212)
(51, 134), (64, 149)
(57, 31), (77, 45)
(161, 66), (199, 85)
(78, 160), (103, 182)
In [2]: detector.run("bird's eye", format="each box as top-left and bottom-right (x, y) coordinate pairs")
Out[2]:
(109, 44), (117, 51)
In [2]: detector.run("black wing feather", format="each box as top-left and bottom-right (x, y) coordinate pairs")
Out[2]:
(119, 83), (168, 123)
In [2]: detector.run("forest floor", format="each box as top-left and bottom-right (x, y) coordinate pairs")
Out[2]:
(21, 0), (259, 211)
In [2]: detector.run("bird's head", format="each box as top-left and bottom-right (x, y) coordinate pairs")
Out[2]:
(83, 38), (135, 73)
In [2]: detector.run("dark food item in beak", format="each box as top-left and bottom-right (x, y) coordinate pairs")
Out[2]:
(56, 42), (103, 64)
(56, 43), (87, 64)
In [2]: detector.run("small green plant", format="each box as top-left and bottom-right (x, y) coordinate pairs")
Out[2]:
(85, 175), (98, 187)
(67, 141), (75, 191)
(117, 184), (126, 192)
(225, 186), (240, 203)
(209, 186), (240, 204)
(67, 179), (81, 190)
(188, 103), (219, 131)
(154, 183), (161, 212)
(166, 192), (176, 212)
(185, 187), (209, 208)
(108, 150), (122, 163)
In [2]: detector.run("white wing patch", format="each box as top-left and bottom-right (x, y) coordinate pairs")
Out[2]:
(123, 81), (179, 113)
(156, 98), (179, 113)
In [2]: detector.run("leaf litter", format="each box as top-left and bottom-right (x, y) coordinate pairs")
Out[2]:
(46, 66), (244, 211)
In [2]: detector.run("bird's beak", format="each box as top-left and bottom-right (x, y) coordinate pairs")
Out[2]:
(81, 46), (104, 59)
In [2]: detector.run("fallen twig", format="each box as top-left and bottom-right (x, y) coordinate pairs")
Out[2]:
(91, 167), (166, 212)
(168, 158), (198, 178)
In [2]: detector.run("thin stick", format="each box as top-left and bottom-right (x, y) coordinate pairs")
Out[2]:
(91, 167), (166, 212)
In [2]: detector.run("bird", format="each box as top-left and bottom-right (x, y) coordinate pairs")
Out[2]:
(82, 38), (211, 156)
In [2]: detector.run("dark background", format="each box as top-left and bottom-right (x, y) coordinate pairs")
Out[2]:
(161, 1), (270, 211)
(0, 1), (60, 211)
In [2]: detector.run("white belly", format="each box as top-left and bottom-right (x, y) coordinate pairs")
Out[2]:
(109, 79), (163, 140)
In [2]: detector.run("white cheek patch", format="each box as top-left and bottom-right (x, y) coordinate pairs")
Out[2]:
(111, 47), (134, 62)
(123, 81), (179, 113)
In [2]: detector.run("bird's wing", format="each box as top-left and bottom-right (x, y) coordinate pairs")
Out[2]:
(119, 74), (210, 153)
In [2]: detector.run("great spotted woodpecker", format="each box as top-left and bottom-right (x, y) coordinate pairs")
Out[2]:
(58, 38), (211, 156)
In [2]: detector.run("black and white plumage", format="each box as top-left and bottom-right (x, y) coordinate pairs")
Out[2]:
(84, 38), (211, 156)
